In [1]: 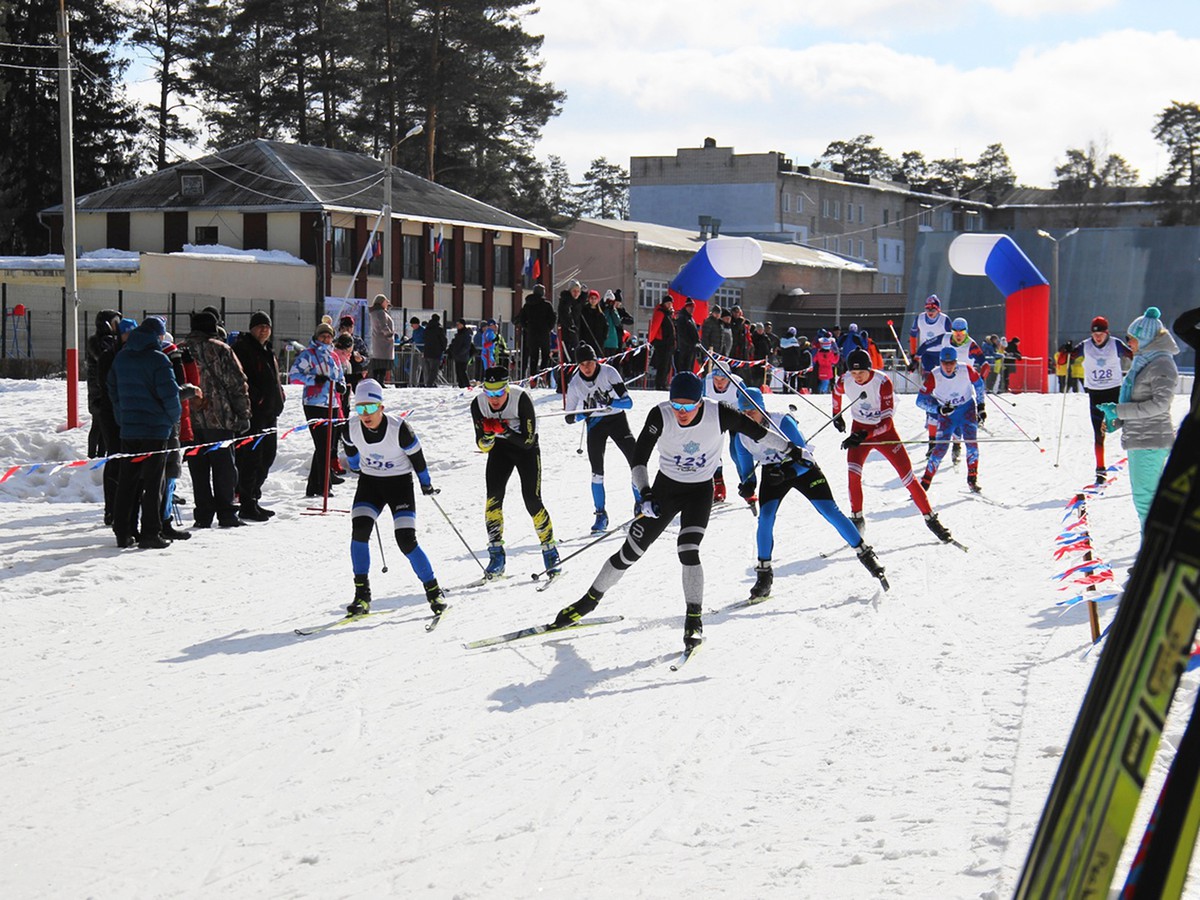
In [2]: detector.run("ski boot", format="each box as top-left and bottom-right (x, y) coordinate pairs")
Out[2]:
(856, 543), (889, 590)
(1095, 466), (1107, 486)
(541, 541), (561, 577)
(849, 512), (866, 535)
(591, 509), (609, 534)
(925, 437), (935, 459)
(346, 577), (371, 617)
(484, 543), (506, 579)
(924, 513), (952, 543)
(919, 474), (932, 492)
(684, 602), (704, 649)
(424, 578), (447, 615)
(967, 475), (981, 493)
(951, 440), (962, 466)
(750, 561), (774, 599)
(551, 589), (602, 629)
(713, 471), (727, 503)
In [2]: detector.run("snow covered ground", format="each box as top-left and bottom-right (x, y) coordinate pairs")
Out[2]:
(0, 377), (1195, 899)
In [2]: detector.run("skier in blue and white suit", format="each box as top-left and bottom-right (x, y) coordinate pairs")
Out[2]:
(730, 387), (887, 599)
(564, 343), (638, 533)
(702, 366), (744, 503)
(917, 346), (987, 492)
(549, 371), (793, 651)
(340, 379), (445, 619)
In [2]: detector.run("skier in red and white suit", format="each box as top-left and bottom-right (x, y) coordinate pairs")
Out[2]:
(832, 349), (954, 543)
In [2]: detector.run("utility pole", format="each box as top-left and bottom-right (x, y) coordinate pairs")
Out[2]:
(381, 124), (423, 303)
(58, 0), (80, 429)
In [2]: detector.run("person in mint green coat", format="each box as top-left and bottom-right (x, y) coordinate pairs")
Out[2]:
(1097, 307), (1180, 530)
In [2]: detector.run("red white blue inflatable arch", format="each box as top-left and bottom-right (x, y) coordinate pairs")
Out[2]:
(948, 234), (1050, 392)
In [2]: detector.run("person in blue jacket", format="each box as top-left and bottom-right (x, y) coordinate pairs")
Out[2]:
(731, 386), (886, 598)
(288, 322), (348, 497)
(107, 316), (183, 549)
(917, 346), (987, 493)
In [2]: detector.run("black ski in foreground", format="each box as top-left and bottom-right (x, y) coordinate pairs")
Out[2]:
(1014, 410), (1200, 899)
(714, 594), (773, 614)
(295, 609), (395, 636)
(463, 615), (625, 649)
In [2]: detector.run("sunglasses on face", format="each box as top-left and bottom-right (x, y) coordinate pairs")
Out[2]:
(355, 402), (381, 415)
(669, 400), (700, 412)
(483, 386), (507, 397)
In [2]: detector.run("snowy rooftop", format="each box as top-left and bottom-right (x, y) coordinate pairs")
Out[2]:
(0, 244), (308, 273)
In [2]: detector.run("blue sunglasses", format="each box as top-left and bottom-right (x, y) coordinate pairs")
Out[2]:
(482, 385), (507, 397)
(355, 402), (382, 415)
(669, 400), (700, 412)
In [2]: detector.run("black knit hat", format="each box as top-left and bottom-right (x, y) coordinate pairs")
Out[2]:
(249, 310), (272, 329)
(576, 343), (597, 362)
(847, 348), (872, 371)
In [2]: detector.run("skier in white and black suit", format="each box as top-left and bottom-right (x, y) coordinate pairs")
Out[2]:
(471, 366), (560, 579)
(342, 379), (446, 618)
(564, 344), (639, 533)
(550, 371), (799, 650)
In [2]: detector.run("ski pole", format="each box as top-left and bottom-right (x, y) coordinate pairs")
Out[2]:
(374, 520), (389, 573)
(428, 494), (487, 573)
(531, 514), (640, 580)
(576, 423), (586, 455)
(700, 347), (796, 445)
(807, 391), (867, 442)
(886, 319), (912, 368)
(988, 395), (1045, 452)
(1054, 381), (1070, 467)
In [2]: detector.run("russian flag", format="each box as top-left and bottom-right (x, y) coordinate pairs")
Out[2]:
(667, 236), (763, 325)
(434, 227), (444, 261)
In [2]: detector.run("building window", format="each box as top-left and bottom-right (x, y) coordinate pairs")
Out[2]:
(463, 242), (483, 285)
(895, 276), (902, 294)
(713, 286), (742, 307)
(881, 276), (889, 293)
(822, 199), (830, 218)
(833, 200), (841, 220)
(639, 278), (668, 310)
(882, 209), (889, 225)
(833, 237), (840, 253)
(332, 226), (353, 274)
(435, 237), (455, 283)
(918, 207), (933, 229)
(796, 195), (804, 214)
(858, 204), (864, 224)
(857, 239), (864, 258)
(194, 225), (218, 246)
(782, 193), (790, 213)
(882, 244), (888, 262)
(366, 233), (383, 276)
(402, 235), (423, 280)
(494, 244), (513, 287)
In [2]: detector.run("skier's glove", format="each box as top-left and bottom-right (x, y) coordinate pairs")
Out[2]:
(976, 405), (987, 424)
(334, 381), (347, 395)
(737, 478), (757, 499)
(478, 434), (495, 452)
(763, 463), (790, 487)
(481, 417), (506, 435)
(420, 481), (439, 496)
(638, 487), (660, 518)
(831, 414), (846, 433)
(1097, 402), (1120, 433)
(786, 443), (813, 466)
(907, 359), (918, 373)
(939, 402), (956, 416)
(313, 373), (329, 385)
(841, 431), (867, 450)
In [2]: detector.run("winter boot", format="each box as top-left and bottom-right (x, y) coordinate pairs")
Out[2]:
(485, 543), (506, 579)
(683, 602), (704, 649)
(541, 541), (561, 577)
(856, 543), (888, 589)
(346, 577), (371, 617)
(967, 475), (981, 493)
(591, 509), (609, 534)
(137, 531), (171, 550)
(923, 513), (952, 543)
(424, 578), (447, 615)
(713, 471), (727, 503)
(162, 519), (192, 541)
(849, 512), (866, 535)
(551, 589), (602, 629)
(750, 561), (774, 599)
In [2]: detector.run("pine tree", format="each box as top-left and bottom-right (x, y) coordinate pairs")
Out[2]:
(966, 143), (1016, 200)
(0, 0), (140, 254)
(1152, 100), (1200, 225)
(577, 157), (629, 220)
(125, 0), (201, 169)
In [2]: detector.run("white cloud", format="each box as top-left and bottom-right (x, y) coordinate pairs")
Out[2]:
(534, 27), (1200, 188)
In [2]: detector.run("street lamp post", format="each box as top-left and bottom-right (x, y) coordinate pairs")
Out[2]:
(382, 123), (425, 302)
(1036, 227), (1080, 362)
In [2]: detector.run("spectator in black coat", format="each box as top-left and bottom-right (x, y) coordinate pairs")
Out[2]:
(650, 298), (676, 390)
(729, 306), (750, 359)
(674, 300), (700, 375)
(558, 280), (583, 363)
(87, 309), (120, 457)
(421, 314), (448, 387)
(579, 289), (610, 356)
(518, 284), (556, 376)
(232, 310), (286, 520)
(449, 319), (474, 388)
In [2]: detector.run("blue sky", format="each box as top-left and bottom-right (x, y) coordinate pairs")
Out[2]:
(528, 0), (1200, 187)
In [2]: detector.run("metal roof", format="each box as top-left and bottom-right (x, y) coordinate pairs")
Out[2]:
(44, 140), (555, 238)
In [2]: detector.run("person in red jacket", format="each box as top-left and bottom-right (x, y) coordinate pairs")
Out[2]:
(814, 336), (840, 392)
(832, 349), (953, 543)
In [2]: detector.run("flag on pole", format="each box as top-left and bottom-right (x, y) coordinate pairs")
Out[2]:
(434, 226), (444, 261)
